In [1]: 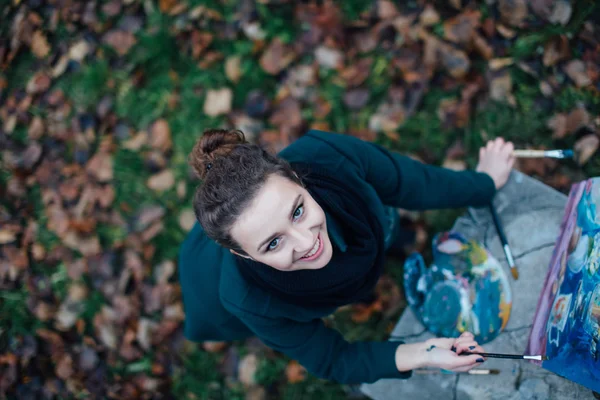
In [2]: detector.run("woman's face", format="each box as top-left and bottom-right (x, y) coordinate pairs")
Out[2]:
(229, 174), (334, 271)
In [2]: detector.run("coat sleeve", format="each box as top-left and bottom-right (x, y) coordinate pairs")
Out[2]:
(307, 131), (496, 210)
(231, 308), (411, 384)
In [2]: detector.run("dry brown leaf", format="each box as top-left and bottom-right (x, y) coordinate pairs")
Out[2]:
(574, 135), (599, 165)
(56, 354), (74, 380)
(123, 131), (148, 151)
(28, 116), (44, 139)
(204, 88), (233, 117)
(420, 4), (440, 26)
(260, 39), (296, 75)
(369, 102), (405, 132)
(473, 33), (494, 60)
(238, 354), (259, 386)
(202, 341), (228, 353)
(548, 0), (572, 25)
(285, 360), (307, 383)
(489, 58), (514, 70)
(564, 60), (592, 87)
(343, 89), (370, 110)
(442, 159), (467, 171)
(339, 58), (372, 87)
(26, 71), (51, 94)
(566, 107), (591, 134)
(147, 169), (175, 192)
(178, 209), (196, 232)
(150, 119), (172, 152)
(225, 55), (242, 83)
(315, 45), (343, 69)
(530, 0), (553, 20)
(31, 30), (50, 58)
(443, 10), (480, 45)
(87, 152), (113, 182)
(103, 30), (137, 56)
(498, 0), (528, 27)
(190, 31), (213, 59)
(350, 300), (383, 323)
(378, 0), (400, 19)
(543, 35), (570, 66)
(547, 113), (568, 138)
(0, 229), (17, 244)
(489, 71), (515, 105)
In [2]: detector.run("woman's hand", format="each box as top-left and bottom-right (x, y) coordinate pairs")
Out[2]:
(394, 332), (486, 373)
(476, 137), (515, 190)
(423, 332), (486, 372)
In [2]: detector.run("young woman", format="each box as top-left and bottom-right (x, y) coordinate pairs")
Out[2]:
(179, 128), (514, 384)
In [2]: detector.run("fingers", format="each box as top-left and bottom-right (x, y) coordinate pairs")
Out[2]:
(454, 340), (483, 355)
(450, 354), (485, 370)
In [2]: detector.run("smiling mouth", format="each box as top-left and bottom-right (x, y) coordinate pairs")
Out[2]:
(300, 233), (324, 261)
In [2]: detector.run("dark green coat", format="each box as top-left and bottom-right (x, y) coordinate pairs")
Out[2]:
(178, 130), (496, 384)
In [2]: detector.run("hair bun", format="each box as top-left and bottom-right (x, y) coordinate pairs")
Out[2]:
(189, 129), (246, 179)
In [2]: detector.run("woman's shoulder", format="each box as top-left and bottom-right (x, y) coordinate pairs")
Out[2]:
(279, 130), (367, 170)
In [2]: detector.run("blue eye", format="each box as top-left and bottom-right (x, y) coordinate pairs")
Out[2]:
(268, 237), (280, 251)
(293, 204), (304, 220)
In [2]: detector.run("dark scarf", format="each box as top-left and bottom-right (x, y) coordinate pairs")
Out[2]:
(235, 162), (385, 309)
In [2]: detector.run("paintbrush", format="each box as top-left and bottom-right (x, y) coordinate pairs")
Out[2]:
(461, 352), (549, 361)
(489, 204), (519, 280)
(415, 369), (501, 375)
(513, 149), (574, 159)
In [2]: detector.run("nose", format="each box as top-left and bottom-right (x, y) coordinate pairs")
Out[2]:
(290, 227), (314, 254)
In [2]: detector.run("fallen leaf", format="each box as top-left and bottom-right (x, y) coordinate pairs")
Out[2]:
(203, 88), (233, 117)
(0, 229), (16, 244)
(79, 345), (99, 372)
(574, 134), (599, 165)
(489, 70), (514, 105)
(369, 102), (405, 132)
(443, 10), (480, 45)
(26, 71), (51, 94)
(202, 341), (228, 353)
(489, 57), (514, 70)
(548, 113), (567, 138)
(315, 45), (343, 69)
(285, 360), (307, 383)
(498, 0), (528, 27)
(564, 60), (592, 87)
(31, 30), (50, 58)
(87, 152), (113, 182)
(150, 119), (172, 152)
(134, 206), (166, 232)
(146, 169), (175, 192)
(260, 38), (296, 75)
(530, 0), (553, 20)
(548, 0), (572, 25)
(103, 30), (137, 56)
(566, 107), (591, 135)
(238, 354), (259, 386)
(543, 35), (570, 66)
(178, 209), (196, 232)
(442, 159), (467, 171)
(420, 4), (440, 26)
(378, 0), (400, 19)
(28, 116), (45, 139)
(56, 354), (74, 380)
(343, 89), (370, 110)
(225, 55), (242, 83)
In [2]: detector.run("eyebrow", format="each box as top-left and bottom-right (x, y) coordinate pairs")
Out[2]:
(257, 194), (302, 252)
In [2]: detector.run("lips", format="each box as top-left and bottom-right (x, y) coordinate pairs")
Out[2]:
(300, 233), (324, 261)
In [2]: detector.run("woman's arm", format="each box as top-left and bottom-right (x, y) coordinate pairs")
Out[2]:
(302, 131), (511, 210)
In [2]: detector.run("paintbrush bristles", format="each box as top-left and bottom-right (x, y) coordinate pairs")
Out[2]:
(510, 266), (519, 280)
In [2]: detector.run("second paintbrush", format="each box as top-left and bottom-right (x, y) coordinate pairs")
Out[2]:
(460, 352), (548, 361)
(489, 204), (519, 280)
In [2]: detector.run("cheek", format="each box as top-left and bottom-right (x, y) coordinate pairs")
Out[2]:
(254, 252), (295, 271)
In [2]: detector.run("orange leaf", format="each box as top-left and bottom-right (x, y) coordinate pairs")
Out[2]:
(286, 360), (307, 383)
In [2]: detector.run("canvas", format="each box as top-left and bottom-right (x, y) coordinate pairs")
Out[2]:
(527, 178), (600, 392)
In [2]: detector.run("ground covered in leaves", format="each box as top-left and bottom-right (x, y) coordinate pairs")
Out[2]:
(1, 0), (600, 399)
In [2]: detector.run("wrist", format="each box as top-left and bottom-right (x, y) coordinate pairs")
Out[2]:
(394, 341), (433, 372)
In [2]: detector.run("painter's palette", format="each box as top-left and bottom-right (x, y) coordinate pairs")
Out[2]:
(527, 178), (600, 392)
(404, 232), (512, 344)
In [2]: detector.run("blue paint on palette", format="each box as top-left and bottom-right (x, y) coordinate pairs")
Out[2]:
(404, 232), (512, 344)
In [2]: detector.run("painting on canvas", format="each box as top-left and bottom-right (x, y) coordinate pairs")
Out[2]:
(527, 178), (600, 391)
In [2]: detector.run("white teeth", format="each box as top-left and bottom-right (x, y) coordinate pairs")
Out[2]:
(303, 238), (320, 258)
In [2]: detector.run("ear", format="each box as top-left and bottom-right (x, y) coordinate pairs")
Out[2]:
(230, 249), (253, 260)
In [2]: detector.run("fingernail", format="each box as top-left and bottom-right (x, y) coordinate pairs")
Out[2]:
(476, 358), (484, 363)
(469, 346), (476, 350)
(451, 346), (456, 352)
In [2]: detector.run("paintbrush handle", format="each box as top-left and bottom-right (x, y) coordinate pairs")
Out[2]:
(489, 204), (518, 280)
(461, 352), (543, 360)
(513, 149), (547, 158)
